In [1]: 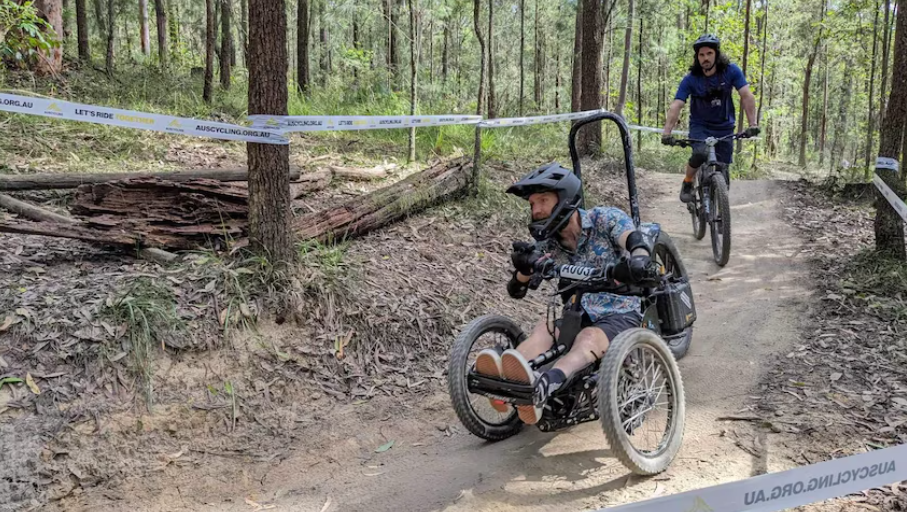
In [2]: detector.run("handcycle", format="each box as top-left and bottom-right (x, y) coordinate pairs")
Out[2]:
(447, 112), (696, 475)
(666, 132), (754, 267)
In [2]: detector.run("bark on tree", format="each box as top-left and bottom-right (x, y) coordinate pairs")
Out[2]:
(570, 0), (582, 113)
(577, 0), (603, 156)
(408, 0), (419, 163)
(736, 0), (752, 156)
(35, 0), (64, 75)
(248, 0), (293, 268)
(519, 0), (525, 116)
(799, 26), (822, 167)
(203, 0), (215, 102)
(555, 39), (561, 110)
(390, 0), (400, 83)
(636, 6), (643, 151)
(139, 0), (150, 54)
(487, 0), (496, 119)
(220, 0), (233, 89)
(866, 0), (880, 174)
(105, 0), (115, 74)
(62, 0), (71, 40)
(319, 0), (330, 82)
(152, 0), (166, 66)
(616, 0), (634, 117)
(442, 18), (449, 83)
(297, 0), (310, 94)
(240, 0), (248, 64)
(76, 0), (90, 60)
(168, 1), (179, 63)
(874, 0), (906, 258)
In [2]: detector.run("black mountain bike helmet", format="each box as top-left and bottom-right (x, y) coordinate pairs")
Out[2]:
(506, 163), (583, 241)
(693, 34), (720, 52)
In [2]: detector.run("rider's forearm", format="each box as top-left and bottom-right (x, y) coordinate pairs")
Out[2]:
(742, 93), (757, 126)
(663, 100), (683, 135)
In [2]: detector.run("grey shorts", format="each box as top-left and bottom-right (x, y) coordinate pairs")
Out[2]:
(555, 310), (643, 342)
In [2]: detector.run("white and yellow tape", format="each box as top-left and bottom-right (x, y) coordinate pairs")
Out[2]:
(0, 93), (288, 145)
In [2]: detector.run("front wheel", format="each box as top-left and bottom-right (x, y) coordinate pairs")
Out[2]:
(448, 315), (524, 441)
(709, 174), (732, 266)
(690, 172), (706, 240)
(597, 329), (685, 475)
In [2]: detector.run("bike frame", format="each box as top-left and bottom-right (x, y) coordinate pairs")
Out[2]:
(676, 133), (742, 219)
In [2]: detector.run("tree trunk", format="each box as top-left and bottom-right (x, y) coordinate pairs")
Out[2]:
(168, 1), (179, 64)
(297, 0), (310, 94)
(753, 0), (769, 168)
(736, 0), (752, 156)
(408, 0), (419, 163)
(390, 0), (400, 83)
(487, 0), (495, 119)
(799, 36), (821, 167)
(605, 18), (613, 109)
(866, 0), (880, 174)
(62, 0), (71, 40)
(555, 39), (561, 110)
(203, 0), (215, 102)
(35, 0), (64, 75)
(76, 0), (90, 61)
(319, 0), (330, 82)
(519, 0), (525, 116)
(240, 0), (248, 64)
(819, 46), (828, 166)
(535, 0), (543, 106)
(636, 7), (643, 151)
(248, 0), (293, 268)
(577, 0), (602, 156)
(105, 0), (115, 74)
(472, 0), (486, 188)
(880, 0), (892, 119)
(442, 19), (449, 83)
(874, 0), (906, 258)
(570, 0), (582, 113)
(139, 0), (150, 55)
(294, 159), (472, 242)
(220, 0), (233, 89)
(152, 0), (166, 66)
(616, 0), (634, 117)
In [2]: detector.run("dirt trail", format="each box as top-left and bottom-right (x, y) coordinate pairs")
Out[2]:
(63, 174), (811, 512)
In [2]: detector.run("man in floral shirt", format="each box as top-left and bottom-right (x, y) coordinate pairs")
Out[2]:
(474, 163), (655, 425)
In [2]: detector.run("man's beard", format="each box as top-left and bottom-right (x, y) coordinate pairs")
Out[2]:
(701, 60), (714, 71)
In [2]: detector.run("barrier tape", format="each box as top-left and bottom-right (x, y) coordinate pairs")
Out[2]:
(594, 444), (906, 512)
(0, 93), (289, 145)
(873, 173), (907, 224)
(477, 109), (607, 128)
(248, 114), (482, 132)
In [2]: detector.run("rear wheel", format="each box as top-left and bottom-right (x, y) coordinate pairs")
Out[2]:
(597, 329), (685, 475)
(448, 315), (524, 441)
(709, 174), (732, 266)
(652, 232), (693, 360)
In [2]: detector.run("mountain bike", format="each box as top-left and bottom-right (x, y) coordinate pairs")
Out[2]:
(668, 132), (753, 267)
(447, 112), (694, 476)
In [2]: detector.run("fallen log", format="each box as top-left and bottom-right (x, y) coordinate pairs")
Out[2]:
(0, 220), (189, 248)
(291, 169), (332, 198)
(294, 157), (471, 242)
(0, 167), (303, 191)
(0, 193), (77, 224)
(329, 163), (397, 181)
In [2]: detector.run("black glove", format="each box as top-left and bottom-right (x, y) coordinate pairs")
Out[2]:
(612, 255), (659, 284)
(744, 126), (761, 138)
(661, 135), (676, 146)
(511, 241), (543, 276)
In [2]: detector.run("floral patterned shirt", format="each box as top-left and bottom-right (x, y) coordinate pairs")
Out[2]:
(540, 207), (641, 320)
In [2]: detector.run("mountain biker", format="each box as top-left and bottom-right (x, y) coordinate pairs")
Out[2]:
(474, 164), (658, 425)
(661, 34), (760, 203)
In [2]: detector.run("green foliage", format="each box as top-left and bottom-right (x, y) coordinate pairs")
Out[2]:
(0, 0), (58, 66)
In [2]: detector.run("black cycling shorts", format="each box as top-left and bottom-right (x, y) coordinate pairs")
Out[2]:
(555, 310), (643, 342)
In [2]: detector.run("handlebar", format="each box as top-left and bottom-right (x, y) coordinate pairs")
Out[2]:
(667, 131), (754, 148)
(527, 257), (660, 293)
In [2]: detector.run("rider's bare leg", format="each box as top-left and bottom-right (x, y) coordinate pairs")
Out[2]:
(552, 327), (610, 379)
(514, 320), (556, 361)
(684, 163), (697, 182)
